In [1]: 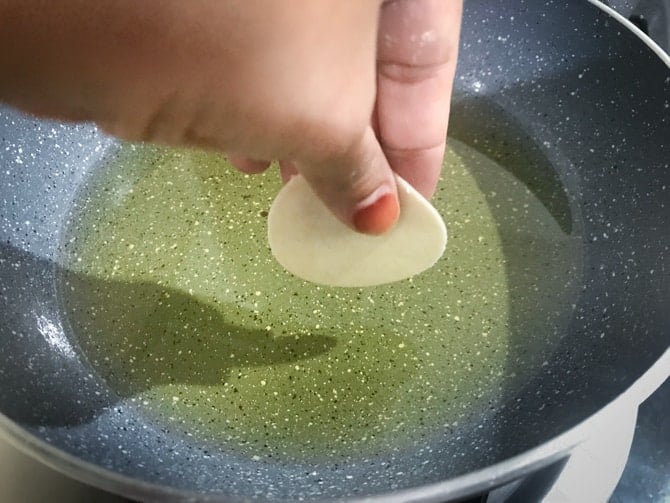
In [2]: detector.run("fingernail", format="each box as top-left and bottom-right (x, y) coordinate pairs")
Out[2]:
(352, 188), (399, 235)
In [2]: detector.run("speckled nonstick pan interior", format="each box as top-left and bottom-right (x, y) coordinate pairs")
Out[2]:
(0, 1), (668, 502)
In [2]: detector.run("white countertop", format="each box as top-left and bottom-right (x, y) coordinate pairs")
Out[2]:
(0, 434), (127, 503)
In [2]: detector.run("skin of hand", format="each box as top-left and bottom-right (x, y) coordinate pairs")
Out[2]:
(0, 0), (462, 234)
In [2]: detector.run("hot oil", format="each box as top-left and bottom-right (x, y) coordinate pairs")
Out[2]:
(58, 139), (583, 461)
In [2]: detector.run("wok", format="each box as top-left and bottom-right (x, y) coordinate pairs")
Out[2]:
(0, 0), (668, 501)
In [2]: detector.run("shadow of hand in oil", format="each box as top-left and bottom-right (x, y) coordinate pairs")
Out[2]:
(60, 270), (337, 398)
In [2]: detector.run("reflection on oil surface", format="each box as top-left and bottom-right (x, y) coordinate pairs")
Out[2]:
(59, 138), (582, 461)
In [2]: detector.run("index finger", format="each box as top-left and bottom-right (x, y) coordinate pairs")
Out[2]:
(376, 0), (462, 198)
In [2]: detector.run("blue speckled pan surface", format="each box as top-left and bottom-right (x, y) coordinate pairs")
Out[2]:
(0, 1), (668, 502)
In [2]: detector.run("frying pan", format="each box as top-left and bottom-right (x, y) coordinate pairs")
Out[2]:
(0, 0), (668, 501)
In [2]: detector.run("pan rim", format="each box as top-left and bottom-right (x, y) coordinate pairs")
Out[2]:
(587, 0), (670, 65)
(0, 349), (667, 503)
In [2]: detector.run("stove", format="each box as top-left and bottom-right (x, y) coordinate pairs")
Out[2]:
(0, 1), (668, 502)
(612, 378), (670, 502)
(605, 0), (670, 50)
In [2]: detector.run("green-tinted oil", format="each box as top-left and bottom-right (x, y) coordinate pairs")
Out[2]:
(59, 139), (582, 461)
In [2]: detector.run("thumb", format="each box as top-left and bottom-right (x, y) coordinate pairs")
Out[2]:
(294, 126), (399, 235)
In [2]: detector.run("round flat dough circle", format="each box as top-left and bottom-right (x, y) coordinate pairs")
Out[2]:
(267, 176), (447, 287)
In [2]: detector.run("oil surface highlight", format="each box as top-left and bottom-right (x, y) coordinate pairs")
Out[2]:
(59, 139), (582, 461)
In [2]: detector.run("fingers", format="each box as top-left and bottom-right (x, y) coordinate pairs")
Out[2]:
(295, 126), (399, 235)
(377, 0), (462, 198)
(230, 139), (399, 236)
(278, 161), (298, 184)
(227, 155), (271, 174)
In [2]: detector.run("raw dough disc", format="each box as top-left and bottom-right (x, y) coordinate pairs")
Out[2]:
(267, 175), (447, 287)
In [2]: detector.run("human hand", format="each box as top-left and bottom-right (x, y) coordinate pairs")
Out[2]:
(0, 0), (461, 234)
